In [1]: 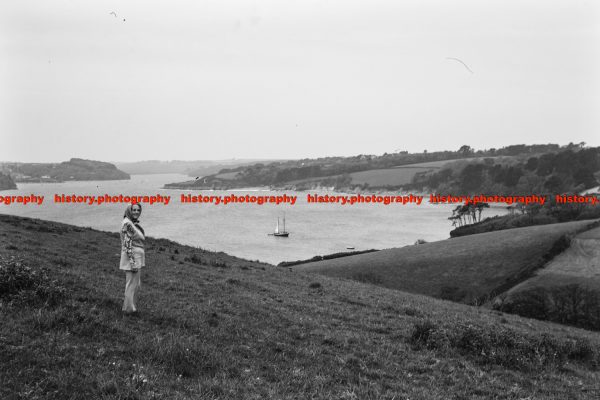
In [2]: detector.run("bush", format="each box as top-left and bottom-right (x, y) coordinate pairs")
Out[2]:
(499, 284), (600, 331)
(0, 256), (66, 306)
(189, 254), (202, 264)
(499, 287), (551, 320)
(277, 249), (378, 267)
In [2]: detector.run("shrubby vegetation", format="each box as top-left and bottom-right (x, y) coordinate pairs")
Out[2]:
(412, 145), (599, 195)
(450, 199), (600, 237)
(0, 255), (66, 306)
(497, 284), (600, 331)
(410, 318), (598, 371)
(277, 249), (378, 267)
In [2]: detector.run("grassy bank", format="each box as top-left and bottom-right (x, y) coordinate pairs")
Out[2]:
(1, 214), (600, 399)
(294, 220), (600, 304)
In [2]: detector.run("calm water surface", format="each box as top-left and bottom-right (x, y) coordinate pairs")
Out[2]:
(0, 174), (505, 264)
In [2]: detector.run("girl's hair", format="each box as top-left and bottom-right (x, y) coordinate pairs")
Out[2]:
(124, 203), (142, 221)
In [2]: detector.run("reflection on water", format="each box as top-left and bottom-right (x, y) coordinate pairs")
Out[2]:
(0, 174), (505, 264)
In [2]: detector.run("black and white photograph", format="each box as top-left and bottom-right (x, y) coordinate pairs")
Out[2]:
(1, 0), (600, 398)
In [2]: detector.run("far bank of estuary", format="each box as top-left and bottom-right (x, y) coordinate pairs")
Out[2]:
(0, 174), (507, 264)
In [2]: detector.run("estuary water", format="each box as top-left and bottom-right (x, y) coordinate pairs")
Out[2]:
(0, 174), (505, 264)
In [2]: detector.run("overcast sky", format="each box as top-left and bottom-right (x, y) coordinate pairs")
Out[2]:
(1, 0), (598, 162)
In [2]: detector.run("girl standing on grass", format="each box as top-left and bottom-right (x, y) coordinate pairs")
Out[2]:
(120, 203), (145, 314)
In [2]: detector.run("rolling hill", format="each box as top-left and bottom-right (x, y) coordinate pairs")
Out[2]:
(2, 214), (600, 399)
(507, 226), (600, 292)
(281, 160), (453, 190)
(497, 226), (600, 328)
(293, 220), (600, 306)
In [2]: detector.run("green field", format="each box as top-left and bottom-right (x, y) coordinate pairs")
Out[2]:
(498, 226), (600, 327)
(294, 220), (600, 304)
(346, 158), (504, 188)
(508, 226), (600, 291)
(348, 166), (438, 187)
(2, 214), (600, 399)
(214, 171), (240, 180)
(284, 160), (454, 188)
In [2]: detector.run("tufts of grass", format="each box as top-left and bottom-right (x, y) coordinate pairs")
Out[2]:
(352, 272), (383, 285)
(52, 257), (72, 268)
(134, 332), (232, 379)
(209, 259), (228, 268)
(410, 319), (599, 371)
(29, 302), (116, 337)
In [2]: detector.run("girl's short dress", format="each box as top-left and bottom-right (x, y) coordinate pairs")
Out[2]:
(119, 218), (145, 271)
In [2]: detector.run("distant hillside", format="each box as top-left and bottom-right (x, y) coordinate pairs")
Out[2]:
(1, 158), (130, 182)
(277, 160), (460, 191)
(0, 173), (17, 191)
(410, 145), (600, 195)
(294, 220), (600, 324)
(164, 144), (561, 190)
(115, 159), (275, 176)
(2, 214), (600, 398)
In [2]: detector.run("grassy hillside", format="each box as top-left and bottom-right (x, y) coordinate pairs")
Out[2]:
(347, 159), (502, 188)
(294, 220), (600, 305)
(164, 143), (557, 191)
(2, 214), (600, 399)
(509, 226), (600, 289)
(273, 160), (465, 190)
(347, 164), (443, 188)
(497, 226), (600, 329)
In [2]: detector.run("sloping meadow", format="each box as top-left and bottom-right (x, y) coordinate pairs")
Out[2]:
(294, 220), (600, 305)
(1, 214), (600, 399)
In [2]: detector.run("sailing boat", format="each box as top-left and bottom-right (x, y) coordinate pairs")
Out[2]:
(269, 214), (289, 237)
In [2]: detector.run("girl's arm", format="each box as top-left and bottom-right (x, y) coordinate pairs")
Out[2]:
(122, 223), (137, 270)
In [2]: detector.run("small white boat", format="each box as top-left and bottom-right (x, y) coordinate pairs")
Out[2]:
(269, 214), (289, 237)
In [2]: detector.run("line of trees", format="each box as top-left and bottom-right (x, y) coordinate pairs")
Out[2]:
(448, 203), (490, 227)
(497, 284), (600, 331)
(412, 147), (600, 196)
